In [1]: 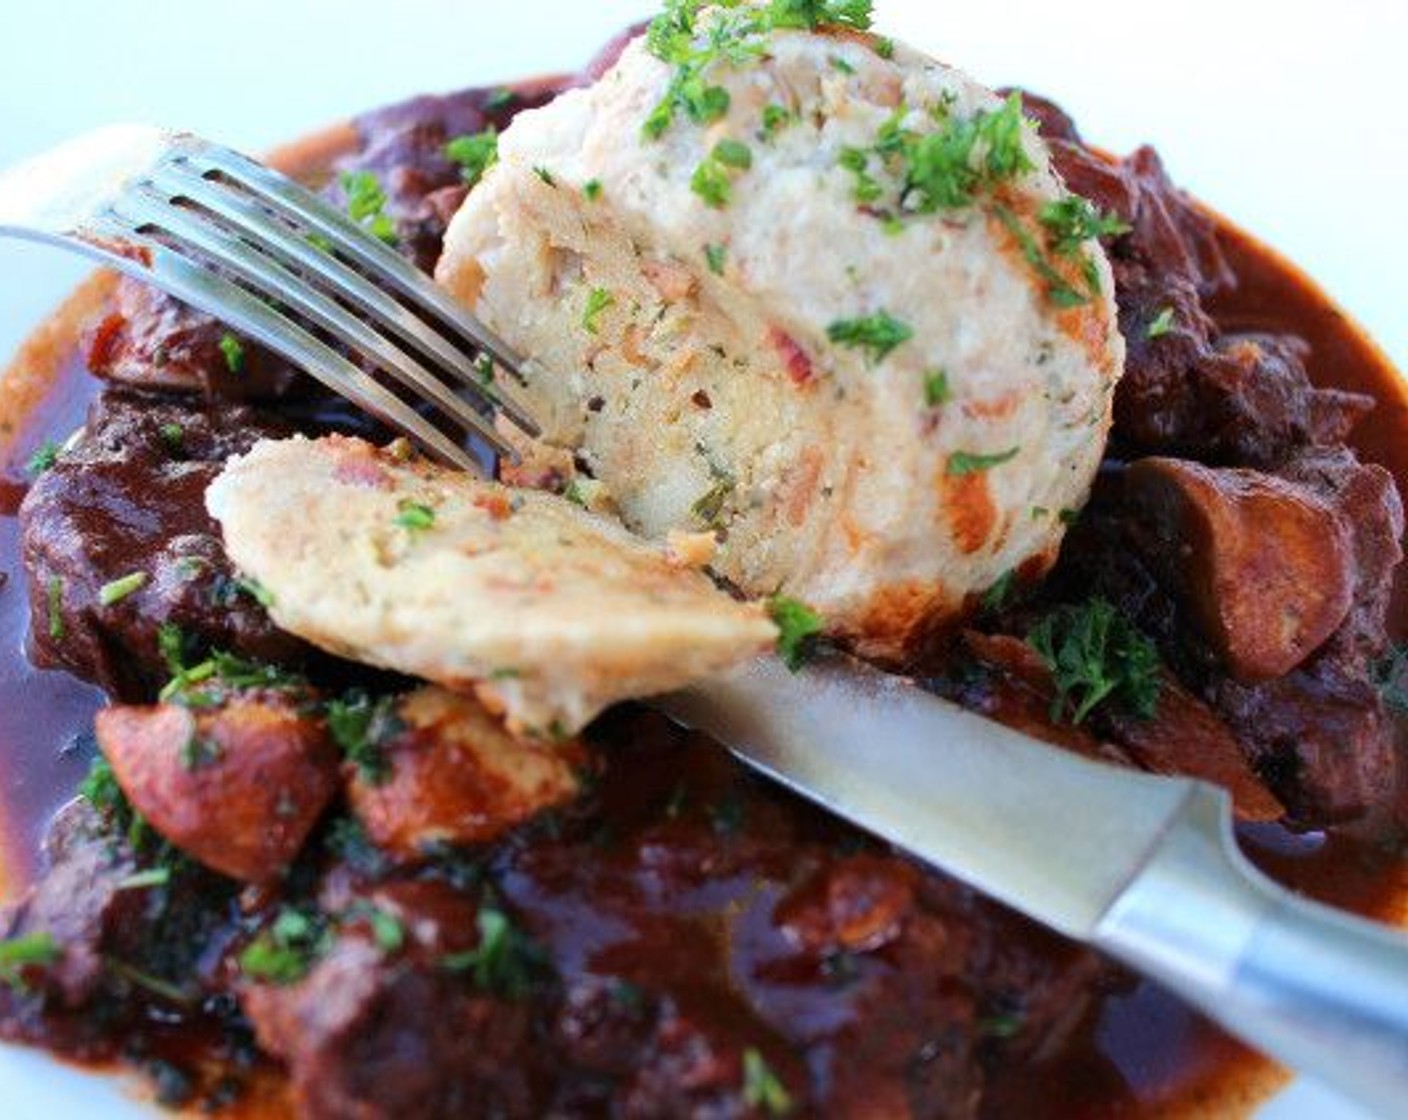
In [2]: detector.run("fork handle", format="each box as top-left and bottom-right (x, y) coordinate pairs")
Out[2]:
(1096, 792), (1408, 1118)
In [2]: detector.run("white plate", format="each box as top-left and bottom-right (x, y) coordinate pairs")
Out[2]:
(0, 2), (1403, 1116)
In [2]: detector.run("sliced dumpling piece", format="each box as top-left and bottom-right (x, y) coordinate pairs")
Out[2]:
(205, 436), (775, 736)
(436, 10), (1125, 660)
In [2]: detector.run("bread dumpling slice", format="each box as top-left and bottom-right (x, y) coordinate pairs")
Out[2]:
(206, 435), (775, 736)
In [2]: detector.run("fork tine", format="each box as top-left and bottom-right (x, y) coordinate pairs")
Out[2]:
(93, 215), (482, 473)
(175, 143), (543, 436)
(114, 184), (516, 461)
(148, 161), (542, 439)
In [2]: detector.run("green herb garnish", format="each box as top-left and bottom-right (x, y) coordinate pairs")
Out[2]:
(218, 332), (245, 374)
(532, 165), (557, 187)
(26, 440), (60, 476)
(239, 909), (330, 986)
(441, 902), (552, 1000)
(98, 571), (148, 607)
(443, 128), (499, 188)
(1147, 307), (1176, 338)
(394, 500), (436, 534)
(826, 310), (913, 363)
(582, 287), (615, 334)
(704, 243), (727, 275)
(742, 1047), (793, 1115)
(0, 932), (59, 991)
(767, 595), (824, 672)
(1028, 597), (1161, 725)
(340, 170), (398, 245)
(923, 369), (951, 408)
(947, 447), (1019, 476)
(583, 178), (603, 201)
(326, 690), (403, 785)
(46, 576), (64, 641)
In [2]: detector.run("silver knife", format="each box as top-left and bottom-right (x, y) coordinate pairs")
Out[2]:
(657, 654), (1408, 1118)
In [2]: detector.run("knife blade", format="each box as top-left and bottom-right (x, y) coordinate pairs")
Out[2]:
(655, 654), (1408, 1117)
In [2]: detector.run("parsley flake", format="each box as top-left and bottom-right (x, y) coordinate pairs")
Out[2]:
(98, 571), (148, 607)
(532, 165), (557, 188)
(1028, 597), (1161, 725)
(1147, 306), (1176, 338)
(0, 932), (59, 991)
(395, 501), (436, 534)
(742, 1047), (793, 1115)
(218, 332), (245, 374)
(704, 243), (727, 275)
(327, 690), (403, 785)
(25, 439), (60, 476)
(340, 170), (398, 245)
(46, 576), (65, 641)
(239, 909), (331, 986)
(582, 287), (615, 334)
(923, 369), (951, 408)
(443, 129), (499, 188)
(583, 178), (603, 201)
(826, 310), (913, 363)
(767, 595), (824, 671)
(947, 447), (1019, 476)
(441, 903), (553, 1000)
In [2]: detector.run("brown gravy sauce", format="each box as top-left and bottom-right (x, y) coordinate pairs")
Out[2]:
(0, 143), (1404, 1118)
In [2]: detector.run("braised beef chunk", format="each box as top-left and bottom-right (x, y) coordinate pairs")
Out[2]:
(86, 280), (306, 402)
(19, 392), (310, 699)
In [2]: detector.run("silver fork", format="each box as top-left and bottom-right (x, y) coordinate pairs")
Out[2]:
(0, 123), (539, 471)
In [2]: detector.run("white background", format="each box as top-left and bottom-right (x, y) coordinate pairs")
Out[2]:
(0, 2), (1404, 1117)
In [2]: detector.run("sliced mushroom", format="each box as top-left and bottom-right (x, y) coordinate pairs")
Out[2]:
(1124, 457), (1354, 683)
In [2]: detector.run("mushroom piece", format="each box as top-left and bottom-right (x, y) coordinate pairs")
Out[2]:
(1124, 457), (1354, 683)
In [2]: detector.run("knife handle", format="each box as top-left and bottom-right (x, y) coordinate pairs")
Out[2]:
(1095, 786), (1408, 1118)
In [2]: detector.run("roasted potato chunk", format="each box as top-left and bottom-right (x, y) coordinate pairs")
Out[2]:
(348, 687), (583, 857)
(95, 695), (340, 883)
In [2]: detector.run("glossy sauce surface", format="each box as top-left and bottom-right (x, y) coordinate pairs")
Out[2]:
(0, 203), (1405, 1119)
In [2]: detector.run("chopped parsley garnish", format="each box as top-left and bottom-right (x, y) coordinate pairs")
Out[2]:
(339, 170), (398, 245)
(760, 103), (794, 137)
(443, 128), (499, 188)
(713, 138), (753, 169)
(742, 1047), (793, 1115)
(158, 649), (302, 705)
(218, 332), (245, 374)
(583, 178), (603, 201)
(991, 203), (1089, 308)
(46, 576), (64, 641)
(691, 477), (735, 528)
(923, 369), (951, 407)
(704, 242), (727, 275)
(691, 158), (733, 208)
(947, 447), (1019, 476)
(1147, 306), (1176, 338)
(767, 595), (824, 671)
(0, 932), (59, 991)
(115, 867), (172, 892)
(239, 909), (330, 986)
(159, 423), (185, 452)
(441, 902), (552, 1000)
(1038, 196), (1130, 256)
(874, 36), (895, 59)
(25, 439), (60, 476)
(326, 690), (403, 785)
(394, 500), (436, 534)
(236, 576), (275, 608)
(829, 54), (856, 75)
(851, 92), (1031, 217)
(691, 139), (753, 209)
(826, 310), (913, 363)
(98, 571), (148, 607)
(532, 165), (557, 187)
(582, 287), (616, 334)
(643, 1), (872, 141)
(1028, 597), (1161, 725)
